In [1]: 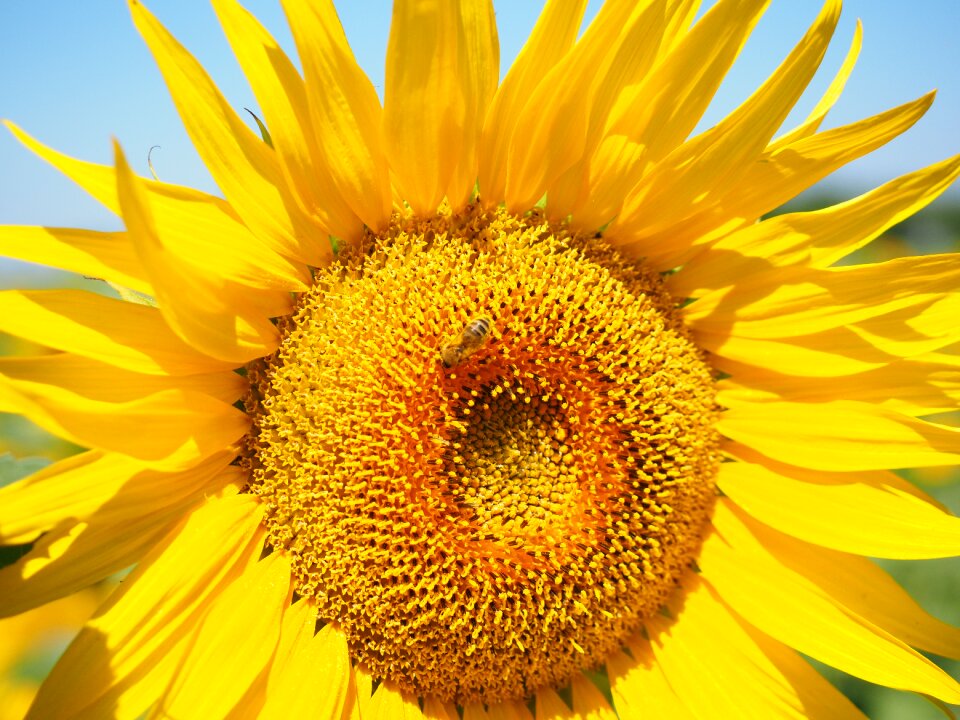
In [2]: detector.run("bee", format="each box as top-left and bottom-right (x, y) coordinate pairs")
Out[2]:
(440, 317), (492, 367)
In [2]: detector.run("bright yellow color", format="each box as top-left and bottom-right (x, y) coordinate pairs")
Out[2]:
(0, 0), (958, 717)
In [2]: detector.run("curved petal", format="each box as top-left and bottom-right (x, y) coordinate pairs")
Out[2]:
(258, 618), (356, 720)
(0, 354), (247, 406)
(212, 0), (357, 255)
(0, 464), (241, 617)
(0, 290), (240, 376)
(671, 154), (960, 299)
(115, 140), (281, 364)
(4, 122), (308, 294)
(0, 376), (249, 471)
(478, 0), (587, 204)
(25, 492), (265, 720)
(608, 642), (694, 719)
(717, 399), (960, 471)
(367, 681), (425, 720)
(0, 226), (151, 296)
(703, 500), (960, 704)
(280, 0), (392, 232)
(156, 552), (291, 719)
(717, 456), (960, 558)
(129, 0), (321, 264)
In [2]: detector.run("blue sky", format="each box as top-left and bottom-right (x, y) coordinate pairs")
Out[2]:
(1, 0), (958, 238)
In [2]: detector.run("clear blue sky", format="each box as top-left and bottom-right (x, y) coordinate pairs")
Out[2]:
(1, 0), (958, 237)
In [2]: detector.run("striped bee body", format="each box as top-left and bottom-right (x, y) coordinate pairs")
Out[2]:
(440, 317), (492, 367)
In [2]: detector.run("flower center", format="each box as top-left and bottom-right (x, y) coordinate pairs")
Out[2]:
(244, 206), (720, 705)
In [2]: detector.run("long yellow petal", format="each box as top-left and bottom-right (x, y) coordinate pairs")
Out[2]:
(703, 500), (960, 704)
(446, 0), (498, 209)
(751, 525), (960, 659)
(646, 571), (864, 718)
(259, 621), (354, 720)
(0, 464), (242, 617)
(115, 140), (281, 364)
(671, 154), (960, 298)
(384, 1), (463, 215)
(26, 492), (264, 720)
(622, 92), (935, 267)
(0, 449), (234, 545)
(0, 226), (151, 296)
(608, 641), (694, 719)
(702, 317), (960, 378)
(0, 353), (246, 406)
(478, 0), (587, 204)
(769, 18), (862, 148)
(603, 0), (838, 237)
(212, 0), (359, 252)
(718, 399), (960, 471)
(545, 0), (673, 220)
(0, 376), (249, 471)
(0, 290), (237, 376)
(5, 122), (308, 293)
(579, 0), (770, 228)
(571, 674), (617, 719)
(280, 0), (392, 232)
(716, 353), (960, 417)
(157, 552), (291, 719)
(367, 681), (425, 720)
(129, 0), (320, 263)
(717, 458), (960, 558)
(687, 253), (960, 338)
(505, 0), (656, 212)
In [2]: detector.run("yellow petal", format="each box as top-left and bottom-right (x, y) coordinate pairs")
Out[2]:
(717, 455), (960, 558)
(703, 499), (960, 704)
(546, 0), (674, 220)
(536, 687), (575, 720)
(384, 1), (464, 214)
(26, 493), (264, 720)
(505, 0), (655, 211)
(671, 154), (960, 298)
(5, 121), (309, 293)
(748, 525), (960, 660)
(646, 571), (863, 718)
(0, 353), (246, 407)
(445, 0), (498, 209)
(367, 681), (425, 720)
(686, 253), (960, 339)
(211, 0), (359, 252)
(353, 664), (374, 719)
(716, 352), (960, 418)
(478, 0), (587, 204)
(621, 92), (935, 266)
(581, 0), (770, 229)
(129, 0), (319, 263)
(0, 449), (235, 545)
(707, 258), (941, 334)
(259, 621), (354, 720)
(571, 674), (617, 719)
(423, 696), (458, 720)
(605, 0), (838, 238)
(0, 289), (239, 375)
(608, 641), (694, 719)
(718, 399), (960, 471)
(115, 140), (281, 364)
(280, 0), (392, 232)
(0, 226), (150, 295)
(0, 375), (249, 471)
(157, 552), (291, 719)
(769, 19), (862, 147)
(702, 318), (960, 378)
(0, 464), (241, 617)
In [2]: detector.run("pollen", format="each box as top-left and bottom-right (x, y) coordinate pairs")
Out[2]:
(244, 205), (720, 705)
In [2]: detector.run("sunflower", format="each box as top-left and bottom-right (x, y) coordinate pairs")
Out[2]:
(2, 0), (960, 717)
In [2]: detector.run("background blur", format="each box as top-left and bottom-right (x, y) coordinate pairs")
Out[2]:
(1, 1), (959, 718)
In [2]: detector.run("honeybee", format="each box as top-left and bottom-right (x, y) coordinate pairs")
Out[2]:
(440, 317), (492, 367)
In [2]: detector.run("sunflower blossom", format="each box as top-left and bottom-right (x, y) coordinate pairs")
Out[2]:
(2, 0), (960, 717)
